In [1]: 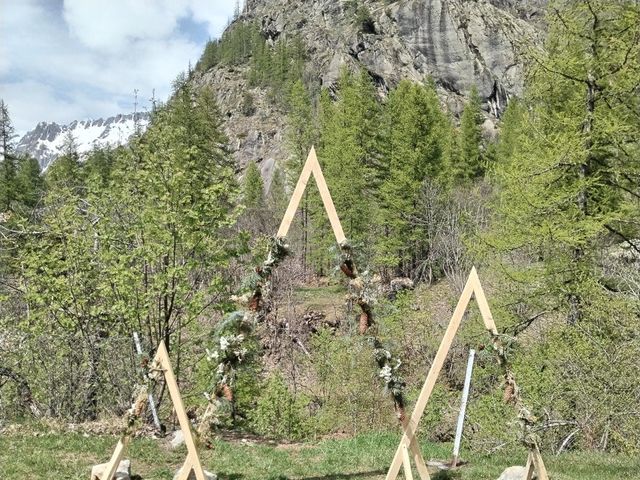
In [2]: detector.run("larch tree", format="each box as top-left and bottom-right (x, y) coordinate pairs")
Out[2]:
(286, 79), (316, 269)
(318, 69), (381, 261)
(375, 79), (448, 276)
(452, 86), (484, 184)
(483, 0), (640, 451)
(0, 100), (18, 211)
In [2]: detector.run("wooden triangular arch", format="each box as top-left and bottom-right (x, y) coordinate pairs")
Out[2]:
(276, 146), (346, 244)
(93, 341), (207, 480)
(385, 267), (549, 480)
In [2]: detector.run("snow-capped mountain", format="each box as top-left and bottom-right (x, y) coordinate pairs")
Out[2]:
(16, 112), (149, 171)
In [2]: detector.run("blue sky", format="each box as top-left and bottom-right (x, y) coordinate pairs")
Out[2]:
(0, 0), (240, 134)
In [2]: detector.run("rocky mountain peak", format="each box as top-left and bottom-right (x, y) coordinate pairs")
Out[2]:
(16, 112), (149, 171)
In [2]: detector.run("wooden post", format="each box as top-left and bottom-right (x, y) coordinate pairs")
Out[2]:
(93, 437), (129, 480)
(402, 444), (414, 480)
(94, 341), (208, 480)
(385, 272), (476, 480)
(451, 348), (475, 467)
(385, 268), (549, 480)
(152, 341), (207, 480)
(276, 146), (346, 245)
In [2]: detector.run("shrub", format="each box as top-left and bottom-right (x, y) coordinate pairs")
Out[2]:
(250, 370), (310, 440)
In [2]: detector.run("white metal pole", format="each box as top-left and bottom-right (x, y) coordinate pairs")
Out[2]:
(133, 332), (161, 430)
(452, 348), (476, 466)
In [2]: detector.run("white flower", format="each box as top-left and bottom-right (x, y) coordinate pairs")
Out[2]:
(206, 348), (219, 362)
(379, 365), (393, 382)
(220, 336), (230, 351)
(216, 363), (225, 374)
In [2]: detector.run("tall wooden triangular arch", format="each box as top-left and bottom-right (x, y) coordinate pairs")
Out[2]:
(276, 146), (346, 244)
(94, 341), (207, 480)
(385, 267), (549, 480)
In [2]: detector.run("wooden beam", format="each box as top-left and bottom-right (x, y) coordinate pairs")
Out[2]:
(95, 341), (208, 480)
(276, 146), (346, 245)
(401, 444), (414, 480)
(386, 272), (476, 480)
(531, 444), (549, 480)
(309, 147), (346, 244)
(468, 267), (498, 334)
(276, 149), (315, 239)
(94, 437), (128, 480)
(154, 341), (207, 480)
(524, 452), (535, 480)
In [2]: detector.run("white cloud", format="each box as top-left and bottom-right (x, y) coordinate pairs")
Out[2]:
(63, 0), (188, 53)
(0, 80), (124, 134)
(0, 0), (238, 135)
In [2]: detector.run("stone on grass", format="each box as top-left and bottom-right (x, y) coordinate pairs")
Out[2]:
(170, 429), (185, 448)
(497, 466), (535, 480)
(91, 459), (131, 480)
(173, 466), (217, 480)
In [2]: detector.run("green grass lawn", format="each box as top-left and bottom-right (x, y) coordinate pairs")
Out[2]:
(1, 429), (638, 479)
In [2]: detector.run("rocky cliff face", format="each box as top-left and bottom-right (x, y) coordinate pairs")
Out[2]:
(200, 0), (545, 186)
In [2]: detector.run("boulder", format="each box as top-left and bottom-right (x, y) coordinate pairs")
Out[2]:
(170, 429), (185, 449)
(90, 459), (131, 480)
(497, 466), (535, 480)
(390, 277), (415, 292)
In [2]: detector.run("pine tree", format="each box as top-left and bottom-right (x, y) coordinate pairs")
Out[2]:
(267, 164), (288, 220)
(452, 86), (484, 184)
(243, 161), (264, 209)
(15, 154), (43, 209)
(46, 131), (83, 191)
(0, 100), (18, 211)
(319, 69), (381, 258)
(375, 79), (448, 274)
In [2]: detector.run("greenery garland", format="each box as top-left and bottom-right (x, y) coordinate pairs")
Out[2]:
(489, 331), (543, 453)
(340, 241), (407, 420)
(199, 235), (409, 438)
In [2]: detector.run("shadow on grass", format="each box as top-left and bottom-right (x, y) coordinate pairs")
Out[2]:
(217, 470), (388, 480)
(431, 471), (461, 480)
(289, 470), (389, 480)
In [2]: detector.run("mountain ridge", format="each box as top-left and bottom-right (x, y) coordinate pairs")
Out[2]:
(16, 112), (149, 171)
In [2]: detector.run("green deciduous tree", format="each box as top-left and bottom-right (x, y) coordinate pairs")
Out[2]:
(482, 0), (640, 452)
(19, 81), (242, 420)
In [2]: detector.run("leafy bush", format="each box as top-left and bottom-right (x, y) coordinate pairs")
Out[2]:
(249, 370), (310, 440)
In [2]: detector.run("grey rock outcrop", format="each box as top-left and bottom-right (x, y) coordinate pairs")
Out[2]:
(195, 0), (545, 185)
(170, 429), (185, 449)
(497, 465), (536, 480)
(90, 459), (131, 480)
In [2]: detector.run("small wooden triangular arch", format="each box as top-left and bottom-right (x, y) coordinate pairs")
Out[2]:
(276, 146), (346, 244)
(93, 341), (207, 480)
(385, 267), (549, 480)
